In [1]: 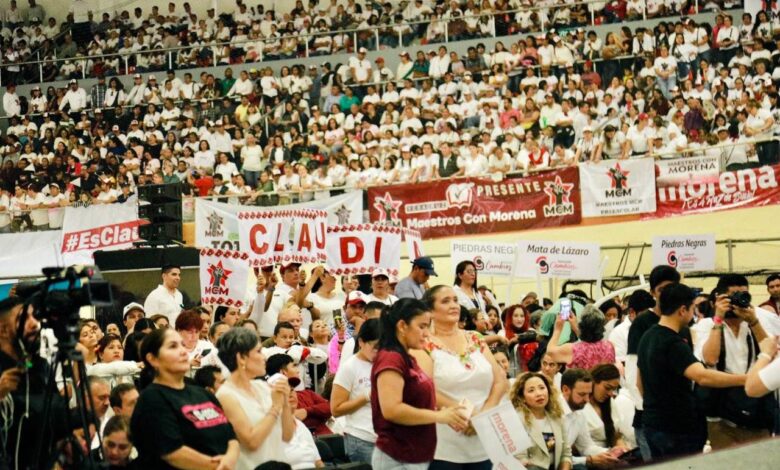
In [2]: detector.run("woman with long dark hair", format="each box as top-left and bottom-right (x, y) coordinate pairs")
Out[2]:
(131, 328), (240, 469)
(584, 364), (631, 450)
(371, 299), (467, 470)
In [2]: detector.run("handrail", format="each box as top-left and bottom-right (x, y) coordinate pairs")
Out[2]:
(0, 0), (700, 79)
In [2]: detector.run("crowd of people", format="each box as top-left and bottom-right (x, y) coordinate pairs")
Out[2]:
(2, 258), (780, 469)
(1, 0), (740, 84)
(3, 5), (780, 232)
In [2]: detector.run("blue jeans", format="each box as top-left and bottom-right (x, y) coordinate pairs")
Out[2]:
(243, 170), (259, 188)
(634, 425), (652, 463)
(430, 459), (492, 470)
(657, 74), (676, 100)
(344, 433), (375, 464)
(372, 447), (429, 470)
(644, 427), (706, 461)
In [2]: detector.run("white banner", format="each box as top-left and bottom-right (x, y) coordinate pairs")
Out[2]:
(237, 209), (328, 268)
(655, 155), (720, 186)
(451, 240), (516, 277)
(472, 401), (530, 470)
(0, 231), (63, 277)
(60, 201), (142, 265)
(402, 228), (425, 260)
(326, 224), (402, 277)
(514, 240), (601, 279)
(199, 248), (251, 307)
(652, 234), (716, 273)
(195, 192), (363, 250)
(579, 159), (657, 217)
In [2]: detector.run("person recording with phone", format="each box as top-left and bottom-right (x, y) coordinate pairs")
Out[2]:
(547, 303), (616, 371)
(698, 274), (776, 449)
(0, 295), (67, 469)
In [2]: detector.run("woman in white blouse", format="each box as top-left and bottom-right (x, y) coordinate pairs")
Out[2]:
(583, 364), (632, 450)
(453, 261), (487, 313)
(377, 156), (398, 184)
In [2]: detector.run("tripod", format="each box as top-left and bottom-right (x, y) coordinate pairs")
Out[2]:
(31, 334), (104, 470)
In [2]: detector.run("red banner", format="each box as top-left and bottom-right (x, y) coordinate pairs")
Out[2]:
(644, 164), (780, 219)
(367, 167), (581, 239)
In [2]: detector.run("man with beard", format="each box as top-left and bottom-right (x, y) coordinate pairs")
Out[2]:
(560, 369), (621, 469)
(0, 295), (67, 469)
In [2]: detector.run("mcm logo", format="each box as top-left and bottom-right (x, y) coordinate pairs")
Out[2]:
(205, 260), (232, 295)
(373, 192), (402, 226)
(205, 211), (224, 237)
(543, 175), (575, 217)
(335, 204), (352, 225)
(606, 163), (632, 197)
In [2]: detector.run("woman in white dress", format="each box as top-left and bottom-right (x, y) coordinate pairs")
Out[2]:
(413, 286), (508, 470)
(216, 328), (295, 470)
(453, 261), (487, 313)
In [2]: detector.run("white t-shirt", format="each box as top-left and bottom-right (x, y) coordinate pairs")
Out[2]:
(259, 283), (295, 337)
(758, 355), (780, 393)
(143, 284), (184, 324)
(747, 108), (773, 140)
(332, 355), (376, 442)
(364, 293), (397, 306)
(285, 419), (322, 469)
(306, 291), (346, 327)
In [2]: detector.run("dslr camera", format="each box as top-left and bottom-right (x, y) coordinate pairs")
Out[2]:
(725, 291), (752, 319)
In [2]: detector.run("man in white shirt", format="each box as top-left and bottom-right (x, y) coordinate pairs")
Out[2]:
(46, 183), (67, 229)
(560, 369), (620, 468)
(125, 74), (148, 106)
(59, 79), (88, 117)
(717, 15), (740, 66)
(745, 100), (777, 165)
(3, 84), (21, 117)
(429, 46), (451, 81)
(698, 274), (774, 449)
(259, 264), (324, 339)
(365, 269), (398, 306)
(610, 290), (656, 363)
(143, 264), (184, 324)
(25, 184), (48, 231)
(349, 47), (372, 95)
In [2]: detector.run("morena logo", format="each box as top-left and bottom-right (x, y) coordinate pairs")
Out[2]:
(536, 256), (549, 274)
(473, 256), (485, 271)
(667, 251), (678, 268)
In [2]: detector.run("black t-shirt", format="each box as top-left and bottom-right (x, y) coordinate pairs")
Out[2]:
(627, 310), (693, 356)
(130, 383), (236, 469)
(637, 324), (702, 434)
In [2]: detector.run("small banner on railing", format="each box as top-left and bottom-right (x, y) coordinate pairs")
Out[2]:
(579, 158), (657, 217)
(199, 249), (250, 308)
(655, 155), (720, 186)
(237, 209), (327, 268)
(451, 240), (516, 277)
(325, 224), (402, 276)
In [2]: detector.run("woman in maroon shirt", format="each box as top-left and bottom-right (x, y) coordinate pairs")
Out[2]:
(371, 298), (467, 470)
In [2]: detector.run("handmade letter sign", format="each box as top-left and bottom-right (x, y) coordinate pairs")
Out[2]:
(237, 209), (327, 267)
(403, 228), (425, 260)
(326, 224), (402, 276)
(199, 249), (250, 307)
(471, 401), (530, 470)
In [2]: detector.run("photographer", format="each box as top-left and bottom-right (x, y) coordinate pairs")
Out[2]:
(0, 296), (67, 469)
(698, 275), (777, 449)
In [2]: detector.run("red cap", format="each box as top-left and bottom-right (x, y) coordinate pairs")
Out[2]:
(345, 291), (367, 306)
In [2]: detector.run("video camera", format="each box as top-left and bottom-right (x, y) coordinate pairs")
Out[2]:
(15, 265), (113, 346)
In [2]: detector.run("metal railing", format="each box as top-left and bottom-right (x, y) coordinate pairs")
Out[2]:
(0, 0), (705, 86)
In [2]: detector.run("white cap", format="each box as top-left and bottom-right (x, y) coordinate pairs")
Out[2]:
(123, 302), (145, 318)
(372, 268), (390, 278)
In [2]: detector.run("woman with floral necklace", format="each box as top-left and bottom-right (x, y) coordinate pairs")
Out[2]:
(412, 285), (507, 470)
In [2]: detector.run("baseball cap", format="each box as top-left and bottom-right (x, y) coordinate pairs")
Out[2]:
(372, 268), (390, 279)
(399, 51), (409, 57)
(134, 73), (142, 79)
(375, 57), (384, 63)
(148, 75), (157, 81)
(412, 256), (437, 276)
(123, 302), (145, 319)
(358, 47), (367, 53)
(279, 262), (301, 274)
(69, 79), (77, 84)
(638, 113), (649, 120)
(345, 290), (367, 306)
(583, 126), (593, 133)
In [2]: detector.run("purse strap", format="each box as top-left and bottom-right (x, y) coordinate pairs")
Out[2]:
(716, 323), (759, 373)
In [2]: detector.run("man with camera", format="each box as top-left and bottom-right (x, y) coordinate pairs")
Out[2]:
(699, 274), (779, 449)
(0, 295), (67, 469)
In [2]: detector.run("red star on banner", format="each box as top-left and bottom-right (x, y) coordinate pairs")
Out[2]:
(607, 163), (630, 188)
(543, 175), (574, 205)
(373, 192), (402, 222)
(207, 260), (232, 287)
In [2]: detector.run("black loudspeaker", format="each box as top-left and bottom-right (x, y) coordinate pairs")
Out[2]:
(137, 183), (183, 245)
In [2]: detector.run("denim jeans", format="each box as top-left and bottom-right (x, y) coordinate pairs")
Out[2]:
(634, 425), (652, 463)
(430, 459), (492, 470)
(372, 447), (430, 470)
(344, 434), (375, 464)
(644, 427), (706, 461)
